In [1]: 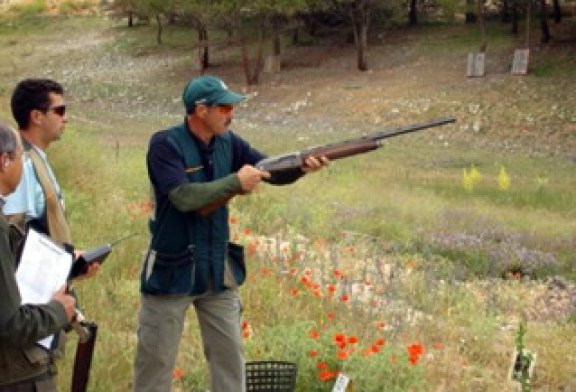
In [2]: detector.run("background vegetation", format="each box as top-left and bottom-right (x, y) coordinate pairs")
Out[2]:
(0, 1), (574, 391)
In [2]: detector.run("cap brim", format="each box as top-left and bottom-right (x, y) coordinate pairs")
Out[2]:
(212, 90), (245, 105)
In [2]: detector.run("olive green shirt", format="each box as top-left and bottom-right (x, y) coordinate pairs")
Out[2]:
(0, 211), (68, 386)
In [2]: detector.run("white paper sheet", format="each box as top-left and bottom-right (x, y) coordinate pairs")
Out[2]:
(16, 228), (73, 349)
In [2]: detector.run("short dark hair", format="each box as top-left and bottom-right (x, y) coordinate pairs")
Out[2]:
(11, 78), (64, 130)
(0, 122), (18, 156)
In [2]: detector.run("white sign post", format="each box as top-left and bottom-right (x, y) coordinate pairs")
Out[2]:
(332, 373), (353, 392)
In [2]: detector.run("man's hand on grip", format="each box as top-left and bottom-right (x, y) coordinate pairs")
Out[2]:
(237, 165), (270, 192)
(52, 285), (77, 322)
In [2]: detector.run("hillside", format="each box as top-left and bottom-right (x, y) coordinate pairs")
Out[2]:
(1, 14), (575, 159)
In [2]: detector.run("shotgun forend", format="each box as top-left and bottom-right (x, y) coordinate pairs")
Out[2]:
(255, 117), (456, 174)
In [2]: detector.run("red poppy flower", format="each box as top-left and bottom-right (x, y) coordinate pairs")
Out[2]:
(318, 371), (337, 381)
(172, 368), (184, 380)
(336, 350), (349, 360)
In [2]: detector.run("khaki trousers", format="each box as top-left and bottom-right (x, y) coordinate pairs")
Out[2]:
(133, 289), (245, 392)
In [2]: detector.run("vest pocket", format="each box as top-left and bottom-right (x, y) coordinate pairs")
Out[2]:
(225, 242), (246, 288)
(144, 246), (195, 295)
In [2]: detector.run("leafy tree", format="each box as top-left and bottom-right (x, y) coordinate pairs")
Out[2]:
(177, 0), (227, 73)
(127, 0), (178, 43)
(330, 0), (401, 71)
(217, 0), (318, 85)
(105, 0), (149, 27)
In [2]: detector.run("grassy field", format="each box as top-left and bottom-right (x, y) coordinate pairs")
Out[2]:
(1, 6), (575, 391)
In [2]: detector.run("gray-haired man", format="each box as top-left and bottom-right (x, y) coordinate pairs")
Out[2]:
(0, 121), (76, 392)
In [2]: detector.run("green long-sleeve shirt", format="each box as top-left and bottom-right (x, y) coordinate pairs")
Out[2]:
(0, 211), (68, 385)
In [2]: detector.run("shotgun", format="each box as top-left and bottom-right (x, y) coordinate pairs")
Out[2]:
(199, 117), (456, 216)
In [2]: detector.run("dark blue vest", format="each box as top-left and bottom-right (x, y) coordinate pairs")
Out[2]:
(141, 124), (244, 296)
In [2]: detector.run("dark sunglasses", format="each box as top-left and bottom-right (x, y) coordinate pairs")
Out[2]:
(43, 105), (66, 117)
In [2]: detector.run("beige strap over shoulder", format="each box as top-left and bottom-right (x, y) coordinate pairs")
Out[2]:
(26, 147), (72, 245)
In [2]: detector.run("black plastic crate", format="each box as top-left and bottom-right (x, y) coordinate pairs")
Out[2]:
(246, 361), (298, 391)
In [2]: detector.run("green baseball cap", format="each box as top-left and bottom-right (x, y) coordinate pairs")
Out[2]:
(182, 75), (245, 113)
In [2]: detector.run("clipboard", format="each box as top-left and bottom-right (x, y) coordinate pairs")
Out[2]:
(15, 228), (73, 349)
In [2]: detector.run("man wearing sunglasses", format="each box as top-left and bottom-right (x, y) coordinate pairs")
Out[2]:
(4, 79), (69, 239)
(134, 75), (328, 392)
(5, 79), (101, 270)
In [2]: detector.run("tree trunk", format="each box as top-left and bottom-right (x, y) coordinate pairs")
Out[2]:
(477, 0), (487, 52)
(501, 0), (510, 23)
(240, 35), (251, 86)
(409, 0), (418, 25)
(356, 23), (368, 71)
(156, 14), (163, 45)
(128, 11), (133, 28)
(348, 0), (370, 72)
(292, 28), (299, 45)
(168, 12), (177, 25)
(272, 14), (282, 56)
(465, 0), (477, 23)
(511, 0), (518, 34)
(196, 26), (209, 72)
(552, 0), (562, 23)
(525, 0), (531, 47)
(539, 0), (550, 43)
(250, 14), (265, 84)
(239, 14), (265, 86)
(226, 28), (233, 45)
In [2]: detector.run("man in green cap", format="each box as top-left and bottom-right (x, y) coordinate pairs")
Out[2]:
(133, 75), (327, 392)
